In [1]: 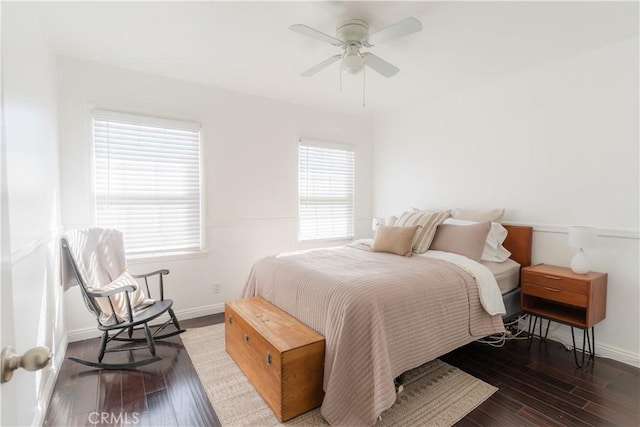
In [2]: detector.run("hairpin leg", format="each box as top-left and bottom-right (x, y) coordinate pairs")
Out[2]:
(539, 317), (543, 340)
(527, 316), (538, 348)
(544, 319), (550, 340)
(570, 326), (594, 368)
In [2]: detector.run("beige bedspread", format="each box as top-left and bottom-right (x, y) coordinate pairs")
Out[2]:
(242, 246), (505, 426)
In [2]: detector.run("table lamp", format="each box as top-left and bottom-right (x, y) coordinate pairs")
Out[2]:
(568, 226), (597, 274)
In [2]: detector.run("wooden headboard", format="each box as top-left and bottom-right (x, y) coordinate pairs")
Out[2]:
(502, 225), (533, 268)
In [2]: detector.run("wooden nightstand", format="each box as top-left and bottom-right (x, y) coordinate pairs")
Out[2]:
(521, 264), (607, 367)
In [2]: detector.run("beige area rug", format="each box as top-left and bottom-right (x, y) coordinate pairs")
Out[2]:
(182, 323), (497, 426)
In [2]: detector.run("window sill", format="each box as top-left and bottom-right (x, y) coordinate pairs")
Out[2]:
(127, 250), (209, 265)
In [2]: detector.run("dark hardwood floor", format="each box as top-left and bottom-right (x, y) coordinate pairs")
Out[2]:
(442, 338), (640, 426)
(44, 314), (224, 427)
(44, 314), (639, 426)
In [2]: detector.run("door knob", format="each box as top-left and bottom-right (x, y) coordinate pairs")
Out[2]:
(1, 346), (51, 384)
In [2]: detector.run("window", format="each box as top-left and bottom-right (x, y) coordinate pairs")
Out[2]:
(298, 138), (354, 241)
(92, 110), (203, 257)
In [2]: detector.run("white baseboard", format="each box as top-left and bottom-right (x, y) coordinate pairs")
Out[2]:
(33, 335), (68, 427)
(67, 303), (640, 367)
(175, 302), (225, 320)
(546, 329), (640, 368)
(518, 318), (640, 368)
(66, 303), (225, 342)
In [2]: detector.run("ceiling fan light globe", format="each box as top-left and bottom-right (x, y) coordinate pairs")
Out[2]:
(341, 55), (364, 75)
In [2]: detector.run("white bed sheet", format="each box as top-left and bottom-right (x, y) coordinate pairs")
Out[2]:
(480, 258), (521, 294)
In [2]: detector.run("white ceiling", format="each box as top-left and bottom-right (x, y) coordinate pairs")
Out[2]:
(33, 1), (638, 116)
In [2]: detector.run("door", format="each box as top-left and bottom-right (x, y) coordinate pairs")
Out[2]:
(1, 3), (63, 423)
(1, 78), (19, 426)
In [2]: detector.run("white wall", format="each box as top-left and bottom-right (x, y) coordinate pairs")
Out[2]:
(57, 57), (373, 337)
(1, 3), (65, 425)
(373, 36), (639, 365)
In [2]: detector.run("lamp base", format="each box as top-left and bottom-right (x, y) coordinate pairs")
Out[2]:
(571, 249), (590, 274)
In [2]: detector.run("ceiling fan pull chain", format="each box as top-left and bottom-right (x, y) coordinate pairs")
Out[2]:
(362, 64), (366, 109)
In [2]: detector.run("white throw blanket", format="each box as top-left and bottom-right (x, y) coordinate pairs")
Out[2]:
(421, 250), (507, 316)
(61, 228), (153, 324)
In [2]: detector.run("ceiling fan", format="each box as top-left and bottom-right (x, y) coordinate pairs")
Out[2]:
(290, 17), (423, 78)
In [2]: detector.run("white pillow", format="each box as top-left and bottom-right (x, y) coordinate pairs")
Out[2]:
(453, 208), (505, 223)
(443, 218), (511, 262)
(385, 215), (398, 226)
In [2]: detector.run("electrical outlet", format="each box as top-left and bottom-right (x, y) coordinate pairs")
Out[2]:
(213, 282), (221, 294)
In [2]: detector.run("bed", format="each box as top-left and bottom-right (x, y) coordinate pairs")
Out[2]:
(242, 224), (532, 426)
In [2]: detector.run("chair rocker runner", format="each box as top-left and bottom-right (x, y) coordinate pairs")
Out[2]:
(61, 228), (185, 369)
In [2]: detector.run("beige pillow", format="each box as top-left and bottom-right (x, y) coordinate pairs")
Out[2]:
(453, 208), (505, 223)
(373, 225), (420, 256)
(430, 222), (491, 261)
(394, 210), (451, 253)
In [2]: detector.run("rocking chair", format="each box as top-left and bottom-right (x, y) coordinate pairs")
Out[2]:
(61, 228), (185, 369)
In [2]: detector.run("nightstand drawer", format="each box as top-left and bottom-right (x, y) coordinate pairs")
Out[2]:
(522, 271), (587, 294)
(522, 283), (587, 308)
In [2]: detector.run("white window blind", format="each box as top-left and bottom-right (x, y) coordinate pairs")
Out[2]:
(93, 110), (203, 257)
(298, 139), (354, 241)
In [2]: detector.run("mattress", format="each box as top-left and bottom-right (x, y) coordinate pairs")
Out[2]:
(480, 258), (521, 294)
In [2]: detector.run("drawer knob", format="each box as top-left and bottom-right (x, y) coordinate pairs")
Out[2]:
(243, 332), (249, 343)
(266, 351), (272, 366)
(228, 315), (232, 325)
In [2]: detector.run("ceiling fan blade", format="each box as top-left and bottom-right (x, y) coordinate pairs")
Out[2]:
(366, 17), (423, 46)
(301, 54), (342, 77)
(363, 53), (399, 78)
(289, 24), (344, 47)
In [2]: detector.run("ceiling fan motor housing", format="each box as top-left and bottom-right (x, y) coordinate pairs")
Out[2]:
(336, 19), (369, 44)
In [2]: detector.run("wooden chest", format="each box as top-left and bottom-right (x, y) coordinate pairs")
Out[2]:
(225, 297), (325, 422)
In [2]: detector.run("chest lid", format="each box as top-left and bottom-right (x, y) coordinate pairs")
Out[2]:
(226, 297), (324, 352)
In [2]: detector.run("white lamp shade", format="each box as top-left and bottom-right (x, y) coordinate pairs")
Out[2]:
(568, 226), (597, 249)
